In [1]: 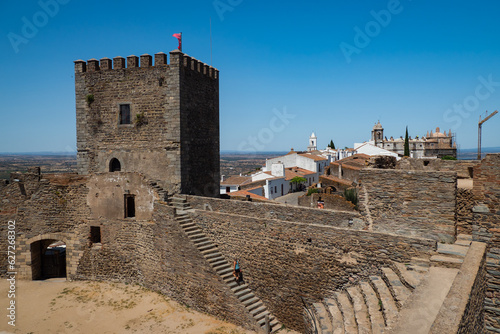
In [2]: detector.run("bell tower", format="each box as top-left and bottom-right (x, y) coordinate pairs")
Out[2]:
(371, 121), (384, 147)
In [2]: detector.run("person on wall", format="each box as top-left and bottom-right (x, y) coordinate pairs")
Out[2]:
(233, 258), (243, 284)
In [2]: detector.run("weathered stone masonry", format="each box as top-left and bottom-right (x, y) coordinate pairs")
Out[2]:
(472, 154), (500, 333)
(1, 173), (260, 331)
(186, 196), (437, 332)
(358, 169), (457, 242)
(74, 50), (219, 197)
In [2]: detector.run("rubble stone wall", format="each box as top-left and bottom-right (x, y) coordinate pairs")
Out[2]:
(472, 154), (500, 333)
(190, 209), (436, 332)
(358, 169), (457, 242)
(187, 195), (362, 228)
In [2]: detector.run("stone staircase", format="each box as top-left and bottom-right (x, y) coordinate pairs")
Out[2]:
(148, 179), (168, 202)
(171, 196), (281, 333)
(309, 235), (473, 334)
(430, 234), (471, 269)
(309, 259), (430, 334)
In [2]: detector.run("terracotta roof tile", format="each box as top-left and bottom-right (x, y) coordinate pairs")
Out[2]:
(299, 153), (327, 161)
(229, 190), (268, 201)
(221, 175), (252, 186)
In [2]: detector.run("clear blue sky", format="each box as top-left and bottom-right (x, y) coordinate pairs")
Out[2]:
(1, 0), (499, 153)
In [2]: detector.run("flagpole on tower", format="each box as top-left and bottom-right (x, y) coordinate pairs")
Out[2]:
(210, 18), (213, 66)
(173, 32), (182, 52)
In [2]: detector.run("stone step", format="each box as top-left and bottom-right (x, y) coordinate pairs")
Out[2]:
(193, 237), (210, 245)
(242, 296), (260, 307)
(178, 220), (192, 226)
(388, 267), (459, 334)
(335, 291), (357, 334)
(325, 298), (344, 334)
(237, 291), (254, 303)
(216, 266), (233, 276)
(183, 225), (199, 233)
(173, 202), (190, 206)
(210, 258), (228, 268)
(214, 263), (231, 273)
(347, 286), (371, 334)
(457, 234), (472, 241)
(313, 302), (334, 334)
(194, 240), (213, 249)
(231, 283), (248, 294)
(198, 243), (216, 252)
(269, 318), (280, 332)
(359, 282), (385, 334)
(256, 313), (273, 328)
(255, 310), (271, 323)
(177, 209), (194, 215)
(200, 247), (219, 256)
(410, 257), (431, 268)
(437, 243), (468, 258)
(250, 305), (268, 317)
(179, 221), (195, 228)
(207, 255), (224, 264)
(204, 251), (222, 261)
(223, 274), (238, 283)
(246, 300), (263, 312)
(370, 276), (398, 328)
(381, 267), (411, 308)
(393, 262), (426, 289)
(186, 231), (204, 239)
(454, 239), (471, 247)
(225, 278), (243, 288)
(234, 287), (252, 298)
(430, 255), (463, 269)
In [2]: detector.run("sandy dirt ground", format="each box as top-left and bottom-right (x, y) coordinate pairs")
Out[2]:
(0, 279), (298, 334)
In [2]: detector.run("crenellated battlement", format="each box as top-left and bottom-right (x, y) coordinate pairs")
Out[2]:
(74, 50), (218, 79)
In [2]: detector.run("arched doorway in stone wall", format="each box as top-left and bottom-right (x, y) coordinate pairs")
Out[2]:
(30, 239), (67, 280)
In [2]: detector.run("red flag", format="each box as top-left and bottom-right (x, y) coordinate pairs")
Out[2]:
(173, 33), (182, 51)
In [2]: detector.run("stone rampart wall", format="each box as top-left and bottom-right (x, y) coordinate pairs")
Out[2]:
(186, 195), (362, 228)
(397, 158), (478, 178)
(358, 169), (457, 242)
(298, 193), (356, 212)
(457, 188), (475, 235)
(429, 241), (486, 334)
(190, 209), (436, 332)
(472, 154), (500, 333)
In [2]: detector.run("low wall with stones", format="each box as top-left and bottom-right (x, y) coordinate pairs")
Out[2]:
(397, 158), (478, 178)
(429, 241), (486, 334)
(186, 195), (363, 229)
(298, 193), (356, 212)
(358, 169), (457, 242)
(471, 154), (500, 333)
(190, 209), (437, 332)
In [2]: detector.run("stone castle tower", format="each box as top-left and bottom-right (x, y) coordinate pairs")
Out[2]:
(74, 50), (220, 197)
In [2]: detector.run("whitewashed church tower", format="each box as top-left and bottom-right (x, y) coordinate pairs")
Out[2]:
(307, 132), (317, 152)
